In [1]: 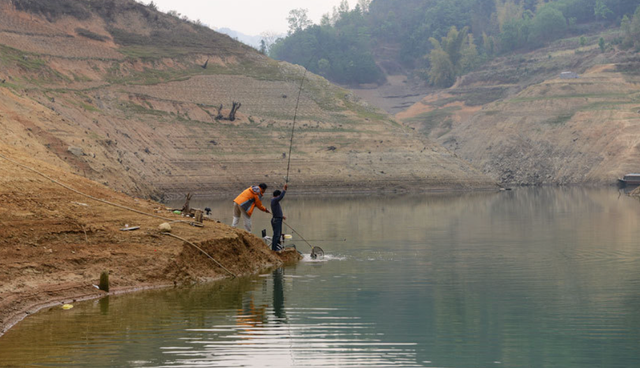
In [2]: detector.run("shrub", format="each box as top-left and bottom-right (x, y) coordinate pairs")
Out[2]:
(12, 0), (91, 21)
(75, 28), (109, 42)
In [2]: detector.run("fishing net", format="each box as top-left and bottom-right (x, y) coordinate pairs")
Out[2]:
(310, 246), (324, 259)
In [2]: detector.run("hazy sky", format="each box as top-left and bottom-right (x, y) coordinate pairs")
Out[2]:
(149, 0), (357, 36)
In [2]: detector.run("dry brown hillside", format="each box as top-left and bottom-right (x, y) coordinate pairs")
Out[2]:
(0, 0), (495, 199)
(397, 34), (640, 186)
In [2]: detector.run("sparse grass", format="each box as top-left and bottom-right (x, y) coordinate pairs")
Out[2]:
(71, 72), (92, 83)
(105, 62), (193, 85)
(87, 131), (103, 140)
(511, 93), (630, 103)
(75, 28), (109, 42)
(234, 60), (283, 81)
(118, 102), (167, 118)
(404, 106), (461, 136)
(580, 101), (638, 111)
(341, 94), (392, 124)
(617, 62), (640, 76)
(80, 102), (100, 112)
(0, 45), (74, 86)
(404, 106), (460, 125)
(544, 113), (574, 125)
(13, 0), (91, 21)
(118, 45), (192, 60)
(434, 88), (507, 107)
(0, 45), (46, 72)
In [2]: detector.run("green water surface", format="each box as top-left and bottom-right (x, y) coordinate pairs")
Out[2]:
(1, 188), (639, 367)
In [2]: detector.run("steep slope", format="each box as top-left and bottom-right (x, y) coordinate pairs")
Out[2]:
(398, 33), (640, 185)
(0, 0), (495, 199)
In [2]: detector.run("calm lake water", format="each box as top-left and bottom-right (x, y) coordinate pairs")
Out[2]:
(1, 188), (640, 368)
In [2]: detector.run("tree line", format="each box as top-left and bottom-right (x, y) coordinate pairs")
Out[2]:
(266, 0), (640, 87)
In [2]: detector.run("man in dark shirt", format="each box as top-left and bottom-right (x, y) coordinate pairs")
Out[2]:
(270, 184), (288, 251)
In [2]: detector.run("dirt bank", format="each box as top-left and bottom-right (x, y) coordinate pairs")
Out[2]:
(0, 145), (301, 337)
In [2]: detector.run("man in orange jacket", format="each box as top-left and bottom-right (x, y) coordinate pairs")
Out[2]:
(232, 183), (270, 232)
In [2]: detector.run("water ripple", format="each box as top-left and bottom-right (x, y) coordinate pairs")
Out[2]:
(159, 308), (421, 367)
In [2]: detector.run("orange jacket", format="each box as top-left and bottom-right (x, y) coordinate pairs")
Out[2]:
(234, 186), (267, 216)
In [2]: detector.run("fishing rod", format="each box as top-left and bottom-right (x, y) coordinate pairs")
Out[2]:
(285, 65), (310, 184)
(281, 57), (328, 260)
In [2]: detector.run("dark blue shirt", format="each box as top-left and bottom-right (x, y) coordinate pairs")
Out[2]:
(271, 190), (286, 218)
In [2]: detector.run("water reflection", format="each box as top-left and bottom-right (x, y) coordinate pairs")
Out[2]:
(272, 268), (286, 321)
(1, 188), (640, 367)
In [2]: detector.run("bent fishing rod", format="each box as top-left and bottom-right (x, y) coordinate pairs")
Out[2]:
(282, 58), (326, 259)
(285, 64), (310, 184)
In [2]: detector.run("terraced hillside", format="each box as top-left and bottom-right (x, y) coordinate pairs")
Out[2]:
(398, 34), (640, 186)
(0, 0), (495, 199)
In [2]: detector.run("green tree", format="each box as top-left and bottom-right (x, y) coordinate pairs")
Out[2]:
(594, 0), (613, 22)
(426, 26), (478, 87)
(579, 35), (586, 47)
(529, 6), (567, 46)
(357, 0), (372, 13)
(442, 26), (470, 70)
(598, 37), (605, 52)
(483, 32), (495, 56)
(500, 16), (531, 52)
(459, 34), (481, 73)
(622, 6), (640, 49)
(428, 49), (456, 87)
(287, 8), (312, 35)
(318, 58), (331, 75)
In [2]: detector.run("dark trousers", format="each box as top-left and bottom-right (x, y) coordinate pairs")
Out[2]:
(271, 217), (283, 251)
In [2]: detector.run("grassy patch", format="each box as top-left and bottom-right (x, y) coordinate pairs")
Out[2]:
(616, 62), (640, 76)
(234, 60), (283, 81)
(404, 106), (460, 136)
(433, 88), (507, 107)
(511, 93), (630, 103)
(75, 28), (109, 42)
(579, 101), (638, 111)
(13, 0), (91, 21)
(87, 131), (104, 140)
(80, 102), (100, 112)
(543, 112), (574, 125)
(118, 45), (193, 60)
(118, 101), (167, 118)
(0, 45), (46, 72)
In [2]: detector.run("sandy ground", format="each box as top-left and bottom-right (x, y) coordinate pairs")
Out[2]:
(0, 145), (300, 337)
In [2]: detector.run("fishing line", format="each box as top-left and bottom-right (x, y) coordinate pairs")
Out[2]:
(283, 220), (324, 259)
(285, 65), (310, 184)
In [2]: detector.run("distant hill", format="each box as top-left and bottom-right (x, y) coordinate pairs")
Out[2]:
(396, 30), (640, 186)
(0, 0), (495, 199)
(271, 0), (638, 87)
(215, 28), (263, 49)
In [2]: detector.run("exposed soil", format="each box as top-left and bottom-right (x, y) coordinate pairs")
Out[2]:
(350, 75), (435, 115)
(396, 41), (640, 185)
(0, 2), (496, 201)
(0, 144), (301, 337)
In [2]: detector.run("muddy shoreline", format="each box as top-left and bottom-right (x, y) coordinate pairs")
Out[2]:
(0, 148), (302, 338)
(161, 182), (502, 201)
